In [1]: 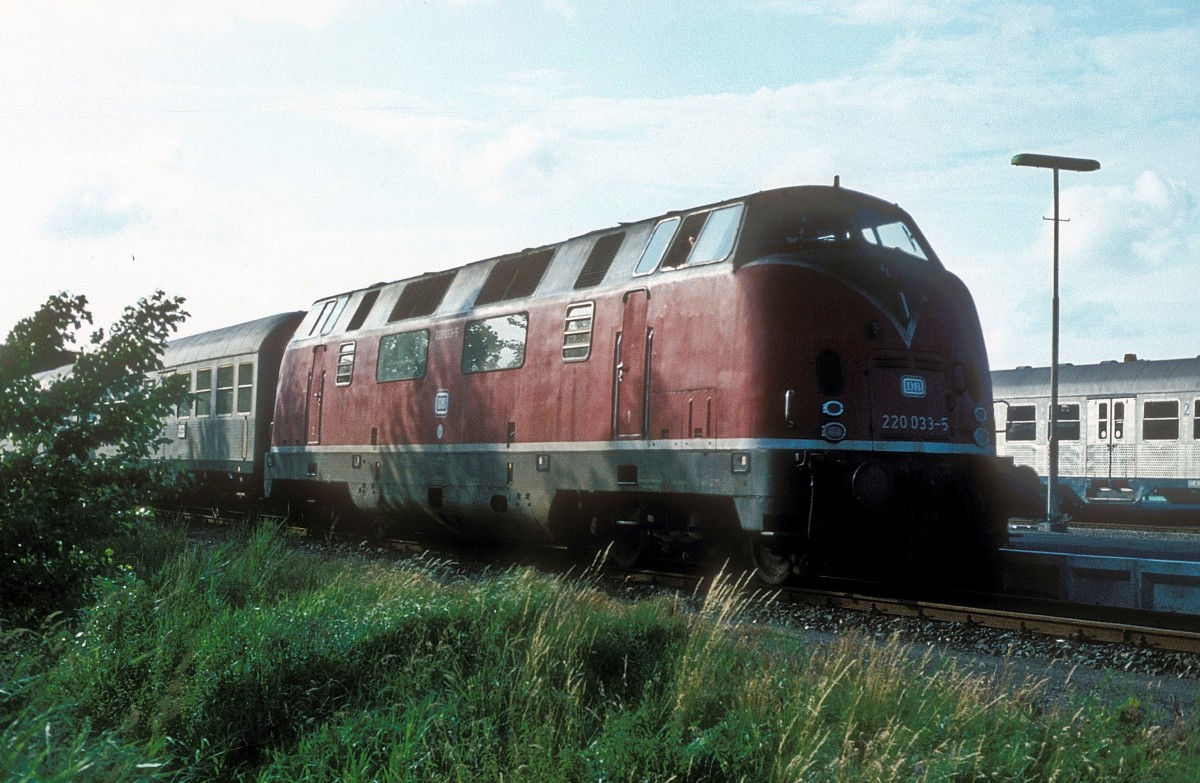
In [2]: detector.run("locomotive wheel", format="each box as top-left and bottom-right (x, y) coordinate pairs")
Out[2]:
(749, 538), (793, 585)
(610, 523), (649, 569)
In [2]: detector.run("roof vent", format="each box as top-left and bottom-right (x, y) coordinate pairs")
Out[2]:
(1123, 353), (1138, 362)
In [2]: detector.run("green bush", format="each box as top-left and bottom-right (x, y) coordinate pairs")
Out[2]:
(0, 291), (188, 626)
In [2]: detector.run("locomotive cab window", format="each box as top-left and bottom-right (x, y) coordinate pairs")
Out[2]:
(463, 313), (528, 373)
(1143, 400), (1179, 441)
(305, 295), (350, 337)
(683, 203), (744, 267)
(1006, 404), (1036, 441)
(634, 217), (680, 275)
(562, 302), (594, 362)
(1054, 403), (1080, 440)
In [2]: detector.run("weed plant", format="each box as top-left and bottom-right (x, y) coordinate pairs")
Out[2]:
(2, 518), (1197, 781)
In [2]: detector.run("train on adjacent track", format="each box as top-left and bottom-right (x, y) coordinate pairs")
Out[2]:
(993, 355), (1200, 523)
(132, 182), (1022, 582)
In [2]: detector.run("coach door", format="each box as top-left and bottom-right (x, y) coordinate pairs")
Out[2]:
(1087, 397), (1135, 485)
(305, 345), (327, 445)
(614, 289), (651, 438)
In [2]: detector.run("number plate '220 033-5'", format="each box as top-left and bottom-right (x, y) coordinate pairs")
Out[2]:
(880, 414), (950, 433)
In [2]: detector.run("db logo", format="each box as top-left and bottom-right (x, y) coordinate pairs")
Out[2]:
(901, 375), (926, 398)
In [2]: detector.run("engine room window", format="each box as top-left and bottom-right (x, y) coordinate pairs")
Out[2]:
(634, 217), (680, 275)
(574, 232), (625, 289)
(377, 330), (429, 382)
(236, 363), (254, 413)
(335, 343), (356, 386)
(1053, 403), (1080, 440)
(476, 250), (553, 306)
(216, 365), (235, 415)
(1195, 399), (1200, 440)
(1006, 404), (1036, 441)
(389, 271), (457, 322)
(562, 302), (594, 362)
(194, 368), (212, 417)
(1143, 400), (1179, 441)
(463, 313), (527, 373)
(346, 289), (381, 332)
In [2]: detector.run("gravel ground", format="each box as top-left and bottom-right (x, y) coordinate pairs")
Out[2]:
(605, 569), (1200, 729)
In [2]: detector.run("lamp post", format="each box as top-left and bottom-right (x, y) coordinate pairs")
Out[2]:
(1011, 153), (1100, 531)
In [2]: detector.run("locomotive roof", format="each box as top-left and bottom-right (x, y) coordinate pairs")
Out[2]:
(164, 311), (305, 367)
(992, 356), (1200, 399)
(292, 184), (937, 341)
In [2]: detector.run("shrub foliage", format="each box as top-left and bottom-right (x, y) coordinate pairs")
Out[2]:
(0, 291), (187, 625)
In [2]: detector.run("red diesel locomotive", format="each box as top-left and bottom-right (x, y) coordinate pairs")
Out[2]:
(261, 183), (1012, 582)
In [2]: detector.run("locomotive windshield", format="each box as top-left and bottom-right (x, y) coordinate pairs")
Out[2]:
(750, 199), (935, 265)
(855, 207), (931, 262)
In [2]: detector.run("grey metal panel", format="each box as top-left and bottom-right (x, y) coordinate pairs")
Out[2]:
(1002, 549), (1200, 615)
(164, 311), (306, 368)
(993, 357), (1200, 400)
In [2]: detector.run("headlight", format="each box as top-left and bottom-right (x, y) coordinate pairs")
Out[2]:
(821, 422), (847, 442)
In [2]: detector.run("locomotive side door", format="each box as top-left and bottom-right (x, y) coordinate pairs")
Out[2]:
(305, 345), (327, 445)
(614, 289), (651, 438)
(1086, 397), (1135, 488)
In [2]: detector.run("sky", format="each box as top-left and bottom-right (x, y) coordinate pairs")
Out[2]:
(1, 0), (1197, 372)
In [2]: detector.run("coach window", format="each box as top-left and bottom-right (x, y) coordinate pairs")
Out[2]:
(1143, 400), (1179, 440)
(463, 313), (528, 373)
(377, 330), (429, 382)
(634, 217), (680, 275)
(562, 302), (594, 362)
(685, 203), (744, 266)
(194, 369), (213, 417)
(335, 343), (356, 386)
(216, 365), (235, 416)
(236, 363), (254, 414)
(1006, 405), (1036, 441)
(1053, 403), (1080, 440)
(176, 371), (191, 418)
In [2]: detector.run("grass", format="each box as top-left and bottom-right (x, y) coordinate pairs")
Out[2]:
(1, 518), (1197, 781)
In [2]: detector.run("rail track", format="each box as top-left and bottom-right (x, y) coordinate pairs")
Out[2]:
(174, 508), (1200, 658)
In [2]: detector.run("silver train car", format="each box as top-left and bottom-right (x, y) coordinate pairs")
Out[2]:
(992, 355), (1200, 519)
(152, 311), (305, 506)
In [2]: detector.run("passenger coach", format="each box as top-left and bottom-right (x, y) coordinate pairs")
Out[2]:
(267, 184), (1014, 582)
(154, 311), (304, 507)
(994, 356), (1200, 518)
